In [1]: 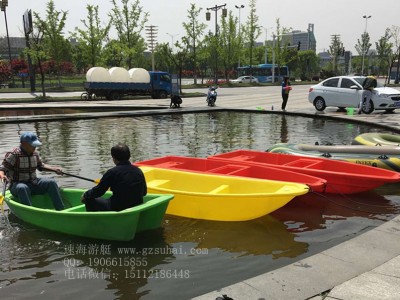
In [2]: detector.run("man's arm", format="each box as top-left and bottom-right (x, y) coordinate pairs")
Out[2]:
(40, 163), (63, 175)
(0, 152), (14, 182)
(81, 170), (112, 202)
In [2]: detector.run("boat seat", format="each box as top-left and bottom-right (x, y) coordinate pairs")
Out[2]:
(63, 204), (86, 212)
(208, 165), (243, 174)
(225, 166), (251, 175)
(209, 185), (229, 194)
(283, 159), (322, 168)
(147, 179), (170, 187)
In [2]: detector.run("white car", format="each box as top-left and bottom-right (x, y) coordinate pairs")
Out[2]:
(230, 76), (259, 84)
(265, 76), (282, 83)
(308, 76), (400, 114)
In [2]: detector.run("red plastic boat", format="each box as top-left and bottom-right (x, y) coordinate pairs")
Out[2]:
(135, 155), (327, 192)
(208, 150), (400, 194)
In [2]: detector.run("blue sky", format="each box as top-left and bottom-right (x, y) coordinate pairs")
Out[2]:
(1, 0), (399, 53)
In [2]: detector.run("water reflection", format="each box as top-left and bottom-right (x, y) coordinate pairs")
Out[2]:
(164, 215), (308, 257)
(0, 111), (399, 299)
(0, 108), (153, 117)
(0, 218), (173, 299)
(272, 191), (400, 233)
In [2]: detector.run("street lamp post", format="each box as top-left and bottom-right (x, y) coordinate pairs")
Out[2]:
(361, 15), (371, 75)
(1, 0), (14, 87)
(235, 4), (244, 69)
(272, 34), (276, 83)
(166, 33), (179, 52)
(262, 26), (272, 64)
(206, 4), (227, 85)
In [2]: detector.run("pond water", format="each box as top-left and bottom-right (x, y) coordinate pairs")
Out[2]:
(1, 111), (400, 300)
(0, 107), (157, 118)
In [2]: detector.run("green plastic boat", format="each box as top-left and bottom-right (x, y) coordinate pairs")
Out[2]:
(4, 188), (173, 241)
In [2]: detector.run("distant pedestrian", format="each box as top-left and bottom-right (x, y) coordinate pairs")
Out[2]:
(281, 76), (292, 111)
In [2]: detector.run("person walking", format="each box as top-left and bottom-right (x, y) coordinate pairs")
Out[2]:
(0, 132), (65, 210)
(281, 76), (292, 111)
(81, 143), (147, 211)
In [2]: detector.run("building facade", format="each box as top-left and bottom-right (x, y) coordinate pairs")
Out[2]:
(0, 37), (26, 61)
(280, 24), (316, 51)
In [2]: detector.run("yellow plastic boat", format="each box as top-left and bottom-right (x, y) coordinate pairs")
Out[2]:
(139, 166), (310, 221)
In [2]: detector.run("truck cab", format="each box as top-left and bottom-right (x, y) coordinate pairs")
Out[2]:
(150, 71), (172, 99)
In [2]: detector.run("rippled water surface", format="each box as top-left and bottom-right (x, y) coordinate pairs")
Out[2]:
(1, 111), (400, 299)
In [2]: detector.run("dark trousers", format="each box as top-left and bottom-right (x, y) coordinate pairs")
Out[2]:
(84, 197), (111, 211)
(281, 94), (289, 110)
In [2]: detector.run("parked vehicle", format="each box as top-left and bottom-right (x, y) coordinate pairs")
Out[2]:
(230, 76), (259, 84)
(308, 76), (400, 114)
(265, 76), (282, 83)
(82, 67), (172, 100)
(206, 86), (218, 106)
(237, 64), (289, 83)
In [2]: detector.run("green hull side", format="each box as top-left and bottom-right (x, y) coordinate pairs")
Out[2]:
(5, 189), (173, 241)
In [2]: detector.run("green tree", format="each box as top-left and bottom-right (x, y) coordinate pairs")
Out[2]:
(182, 3), (207, 84)
(375, 29), (392, 77)
(101, 39), (125, 67)
(220, 11), (239, 80)
(154, 43), (175, 73)
(197, 33), (214, 83)
(271, 18), (292, 78)
(389, 25), (400, 83)
(109, 0), (148, 69)
(294, 50), (319, 80)
(70, 5), (111, 70)
(328, 34), (343, 74)
(24, 28), (48, 97)
(243, 0), (260, 77)
(158, 41), (189, 94)
(34, 0), (69, 86)
(355, 32), (371, 74)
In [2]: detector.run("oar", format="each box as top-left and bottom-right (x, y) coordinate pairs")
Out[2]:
(61, 171), (100, 184)
(41, 167), (99, 184)
(0, 180), (7, 206)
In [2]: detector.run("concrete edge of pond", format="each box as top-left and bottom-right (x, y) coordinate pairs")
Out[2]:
(1, 96), (400, 299)
(192, 214), (400, 300)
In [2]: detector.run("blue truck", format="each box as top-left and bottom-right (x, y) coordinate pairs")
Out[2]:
(81, 71), (173, 100)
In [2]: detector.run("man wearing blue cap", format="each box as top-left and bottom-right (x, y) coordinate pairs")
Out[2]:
(0, 132), (65, 210)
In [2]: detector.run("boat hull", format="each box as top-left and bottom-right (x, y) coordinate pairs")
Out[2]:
(268, 143), (400, 172)
(353, 133), (400, 147)
(5, 189), (173, 241)
(208, 150), (400, 194)
(135, 156), (327, 192)
(139, 166), (309, 221)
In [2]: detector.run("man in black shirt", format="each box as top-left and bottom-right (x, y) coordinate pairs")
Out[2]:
(81, 143), (147, 211)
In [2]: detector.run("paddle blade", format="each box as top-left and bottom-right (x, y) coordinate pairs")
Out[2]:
(1, 182), (6, 205)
